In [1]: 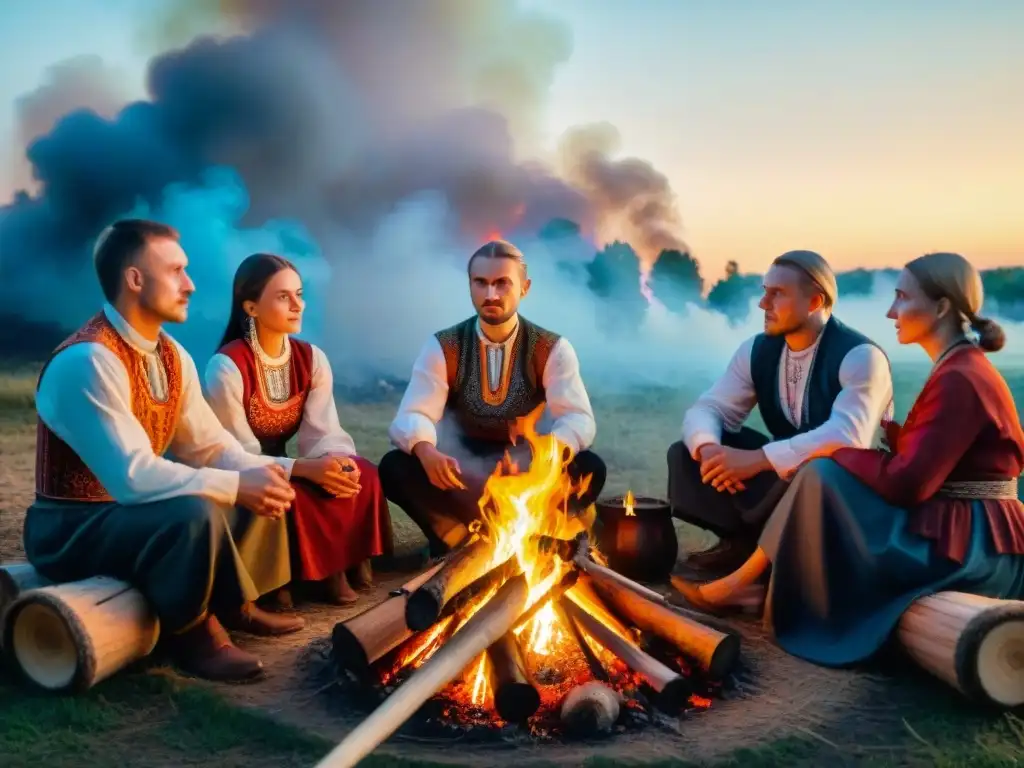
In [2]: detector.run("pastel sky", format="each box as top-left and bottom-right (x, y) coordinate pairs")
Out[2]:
(1, 0), (1021, 280)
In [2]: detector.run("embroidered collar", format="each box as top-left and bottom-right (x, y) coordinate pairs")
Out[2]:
(476, 316), (520, 349)
(103, 303), (159, 355)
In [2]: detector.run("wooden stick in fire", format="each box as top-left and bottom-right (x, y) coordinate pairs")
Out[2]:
(553, 596), (609, 683)
(332, 560), (446, 680)
(405, 535), (497, 631)
(487, 631), (541, 723)
(561, 594), (691, 712)
(317, 572), (547, 768)
(547, 533), (741, 678)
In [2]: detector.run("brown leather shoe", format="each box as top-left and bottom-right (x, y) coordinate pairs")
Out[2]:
(684, 538), (755, 574)
(269, 585), (295, 610)
(220, 601), (305, 636)
(168, 616), (264, 682)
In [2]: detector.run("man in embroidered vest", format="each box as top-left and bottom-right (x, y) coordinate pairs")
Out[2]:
(667, 250), (894, 576)
(379, 239), (606, 558)
(26, 219), (307, 683)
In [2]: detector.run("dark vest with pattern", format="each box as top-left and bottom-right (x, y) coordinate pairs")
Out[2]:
(750, 316), (885, 441)
(435, 316), (560, 443)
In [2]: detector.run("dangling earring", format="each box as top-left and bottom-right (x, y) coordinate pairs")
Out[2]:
(245, 315), (258, 348)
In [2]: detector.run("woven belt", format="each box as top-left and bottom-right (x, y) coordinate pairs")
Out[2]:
(937, 479), (1020, 500)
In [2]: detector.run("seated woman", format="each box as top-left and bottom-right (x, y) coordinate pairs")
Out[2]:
(674, 251), (1024, 667)
(205, 253), (393, 605)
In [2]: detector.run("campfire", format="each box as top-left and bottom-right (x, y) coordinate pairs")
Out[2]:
(324, 407), (740, 767)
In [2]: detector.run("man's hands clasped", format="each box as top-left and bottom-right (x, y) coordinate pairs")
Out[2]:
(238, 464), (295, 518)
(697, 444), (771, 494)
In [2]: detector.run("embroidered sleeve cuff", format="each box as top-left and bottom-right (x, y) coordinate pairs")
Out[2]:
(761, 440), (801, 478)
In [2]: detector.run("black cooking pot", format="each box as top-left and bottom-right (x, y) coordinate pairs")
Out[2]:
(594, 494), (678, 583)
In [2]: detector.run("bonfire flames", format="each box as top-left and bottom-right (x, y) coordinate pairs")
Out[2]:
(329, 406), (732, 764)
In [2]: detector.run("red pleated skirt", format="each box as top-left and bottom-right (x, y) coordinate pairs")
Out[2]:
(288, 456), (393, 581)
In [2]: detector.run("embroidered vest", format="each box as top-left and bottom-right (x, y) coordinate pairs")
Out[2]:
(750, 316), (885, 440)
(35, 312), (184, 502)
(435, 316), (560, 443)
(219, 338), (315, 457)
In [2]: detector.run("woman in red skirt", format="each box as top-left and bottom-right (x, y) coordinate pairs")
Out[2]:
(205, 253), (393, 605)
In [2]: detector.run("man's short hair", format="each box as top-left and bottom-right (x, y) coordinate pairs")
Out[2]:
(467, 239), (528, 278)
(93, 219), (180, 303)
(771, 249), (837, 308)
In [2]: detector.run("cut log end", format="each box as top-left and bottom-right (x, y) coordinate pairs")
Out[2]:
(706, 633), (742, 679)
(974, 618), (1024, 707)
(899, 591), (1024, 709)
(8, 601), (80, 691)
(3, 577), (159, 693)
(657, 677), (692, 713)
(495, 681), (542, 723)
(331, 622), (372, 679)
(560, 681), (621, 736)
(405, 588), (443, 632)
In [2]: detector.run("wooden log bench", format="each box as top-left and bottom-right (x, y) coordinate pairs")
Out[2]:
(3, 560), (1023, 707)
(1, 562), (158, 692)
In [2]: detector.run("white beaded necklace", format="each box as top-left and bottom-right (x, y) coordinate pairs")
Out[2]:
(247, 320), (292, 404)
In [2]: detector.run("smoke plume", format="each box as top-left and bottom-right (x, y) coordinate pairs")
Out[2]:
(0, 0), (1019, 396)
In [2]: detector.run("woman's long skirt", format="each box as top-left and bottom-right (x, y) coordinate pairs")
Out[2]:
(288, 456), (393, 582)
(759, 458), (1024, 667)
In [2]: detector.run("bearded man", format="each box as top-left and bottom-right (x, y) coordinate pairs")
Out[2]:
(668, 250), (894, 575)
(26, 219), (306, 683)
(379, 239), (607, 557)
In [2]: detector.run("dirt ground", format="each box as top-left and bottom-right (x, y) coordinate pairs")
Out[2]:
(1, 391), (1016, 767)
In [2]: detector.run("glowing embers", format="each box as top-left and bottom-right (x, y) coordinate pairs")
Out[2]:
(327, 407), (736, 766)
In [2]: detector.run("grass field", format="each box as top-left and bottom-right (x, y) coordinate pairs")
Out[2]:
(1, 360), (1023, 767)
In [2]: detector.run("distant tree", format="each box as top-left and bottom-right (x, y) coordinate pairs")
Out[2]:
(706, 261), (762, 324)
(836, 268), (874, 297)
(585, 241), (647, 335)
(648, 248), (704, 314)
(982, 267), (1024, 309)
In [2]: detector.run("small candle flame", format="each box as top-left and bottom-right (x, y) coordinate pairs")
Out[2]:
(624, 490), (636, 517)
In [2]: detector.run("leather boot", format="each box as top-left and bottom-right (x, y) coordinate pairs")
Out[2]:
(220, 601), (305, 636)
(167, 615), (264, 682)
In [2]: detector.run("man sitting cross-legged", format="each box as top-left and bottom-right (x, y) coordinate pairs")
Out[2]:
(24, 219), (306, 683)
(667, 250), (894, 577)
(379, 239), (607, 557)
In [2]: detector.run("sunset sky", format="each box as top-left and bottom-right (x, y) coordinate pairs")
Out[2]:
(1, 0), (1021, 280)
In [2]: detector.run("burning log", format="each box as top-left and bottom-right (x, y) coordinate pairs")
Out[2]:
(560, 681), (621, 735)
(437, 555), (522, 623)
(332, 561), (446, 680)
(317, 573), (536, 768)
(561, 595), (690, 712)
(556, 596), (608, 677)
(487, 631), (541, 723)
(405, 536), (496, 631)
(588, 570), (740, 678)
(564, 574), (633, 642)
(897, 591), (1024, 708)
